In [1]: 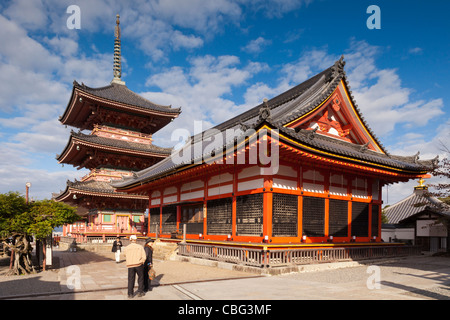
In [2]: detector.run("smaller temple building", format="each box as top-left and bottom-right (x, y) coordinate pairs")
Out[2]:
(383, 179), (450, 252)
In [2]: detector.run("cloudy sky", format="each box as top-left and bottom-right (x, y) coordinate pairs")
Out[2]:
(0, 0), (448, 206)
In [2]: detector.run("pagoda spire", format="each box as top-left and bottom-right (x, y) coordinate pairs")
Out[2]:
(112, 14), (125, 85)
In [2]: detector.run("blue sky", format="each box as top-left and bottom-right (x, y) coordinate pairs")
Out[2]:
(0, 0), (448, 206)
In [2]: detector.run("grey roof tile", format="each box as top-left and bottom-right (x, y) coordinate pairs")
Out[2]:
(74, 81), (180, 114)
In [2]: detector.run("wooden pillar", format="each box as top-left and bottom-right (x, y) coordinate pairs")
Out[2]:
(348, 174), (353, 239)
(324, 169), (330, 238)
(232, 167), (238, 237)
(263, 176), (273, 241)
(324, 197), (330, 237)
(298, 195), (303, 240)
(150, 191), (152, 237)
(203, 178), (208, 237)
(298, 165), (303, 240)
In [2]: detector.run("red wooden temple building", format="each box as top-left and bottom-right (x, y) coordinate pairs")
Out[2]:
(113, 56), (437, 246)
(54, 15), (180, 240)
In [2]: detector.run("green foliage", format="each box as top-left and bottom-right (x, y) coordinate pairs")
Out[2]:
(0, 192), (80, 240)
(429, 153), (449, 200)
(0, 192), (28, 238)
(27, 200), (80, 239)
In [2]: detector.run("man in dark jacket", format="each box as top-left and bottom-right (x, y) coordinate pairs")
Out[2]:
(143, 239), (153, 292)
(111, 236), (123, 263)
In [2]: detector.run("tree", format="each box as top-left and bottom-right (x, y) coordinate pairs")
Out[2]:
(0, 192), (79, 275)
(429, 156), (450, 205)
(428, 144), (450, 252)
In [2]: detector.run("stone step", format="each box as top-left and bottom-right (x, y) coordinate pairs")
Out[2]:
(151, 240), (178, 260)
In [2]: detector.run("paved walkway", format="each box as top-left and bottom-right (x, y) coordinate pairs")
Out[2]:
(0, 249), (449, 301)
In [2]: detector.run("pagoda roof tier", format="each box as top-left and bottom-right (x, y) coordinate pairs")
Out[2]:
(113, 57), (438, 192)
(54, 179), (148, 212)
(59, 81), (181, 134)
(57, 130), (171, 170)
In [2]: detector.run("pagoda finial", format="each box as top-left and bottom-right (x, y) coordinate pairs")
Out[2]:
(112, 14), (125, 85)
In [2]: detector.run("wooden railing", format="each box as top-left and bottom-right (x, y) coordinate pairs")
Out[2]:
(178, 244), (422, 268)
(60, 236), (118, 244)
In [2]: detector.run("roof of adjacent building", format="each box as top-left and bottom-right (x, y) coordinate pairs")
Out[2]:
(383, 187), (445, 224)
(383, 182), (450, 224)
(112, 57), (438, 190)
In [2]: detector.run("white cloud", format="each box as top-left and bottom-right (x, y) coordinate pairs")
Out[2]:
(1, 0), (307, 63)
(0, 63), (69, 112)
(0, 11), (120, 200)
(408, 47), (423, 55)
(149, 0), (242, 33)
(144, 55), (269, 146)
(44, 36), (79, 58)
(3, 0), (48, 31)
(341, 40), (445, 139)
(240, 0), (313, 18)
(241, 37), (272, 54)
(0, 14), (61, 74)
(171, 31), (204, 50)
(0, 165), (89, 200)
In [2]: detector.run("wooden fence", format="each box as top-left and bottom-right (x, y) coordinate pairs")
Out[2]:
(178, 243), (422, 268)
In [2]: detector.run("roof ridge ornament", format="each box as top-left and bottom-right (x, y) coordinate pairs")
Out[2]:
(258, 98), (271, 121)
(359, 141), (370, 153)
(111, 14), (125, 85)
(239, 120), (249, 132)
(414, 151), (420, 164)
(330, 55), (345, 80)
(307, 127), (318, 140)
(432, 155), (439, 167)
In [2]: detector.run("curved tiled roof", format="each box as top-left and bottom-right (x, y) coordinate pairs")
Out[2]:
(70, 131), (172, 155)
(54, 179), (148, 201)
(112, 57), (437, 190)
(73, 81), (181, 114)
(384, 188), (448, 224)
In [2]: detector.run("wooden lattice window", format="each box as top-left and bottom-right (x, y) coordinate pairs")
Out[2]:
(302, 197), (325, 237)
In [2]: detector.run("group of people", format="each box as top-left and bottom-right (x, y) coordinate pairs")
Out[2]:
(111, 235), (153, 298)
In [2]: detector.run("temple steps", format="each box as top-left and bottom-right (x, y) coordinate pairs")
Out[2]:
(151, 240), (178, 261)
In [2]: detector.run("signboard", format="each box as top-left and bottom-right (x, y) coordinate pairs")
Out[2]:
(417, 220), (448, 237)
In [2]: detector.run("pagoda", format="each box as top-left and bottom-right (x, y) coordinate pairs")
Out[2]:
(55, 15), (180, 240)
(113, 56), (438, 247)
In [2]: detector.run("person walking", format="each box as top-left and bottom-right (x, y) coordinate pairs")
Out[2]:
(143, 239), (154, 292)
(124, 235), (146, 298)
(111, 236), (123, 263)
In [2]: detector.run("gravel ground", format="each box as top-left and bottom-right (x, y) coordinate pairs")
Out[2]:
(278, 255), (450, 299)
(1, 251), (449, 300)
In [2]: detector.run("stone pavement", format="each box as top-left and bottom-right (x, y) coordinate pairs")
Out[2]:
(0, 249), (449, 301)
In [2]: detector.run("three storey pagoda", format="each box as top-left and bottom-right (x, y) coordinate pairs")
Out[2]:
(55, 15), (180, 240)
